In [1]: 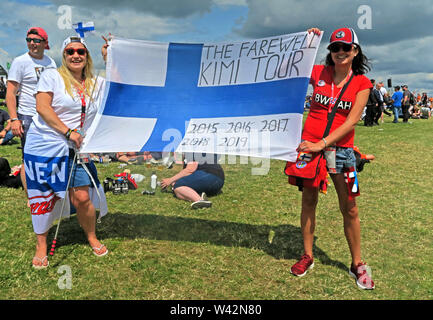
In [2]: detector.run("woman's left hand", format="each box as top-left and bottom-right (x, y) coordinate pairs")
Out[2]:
(307, 28), (322, 35)
(297, 140), (325, 153)
(101, 33), (112, 62)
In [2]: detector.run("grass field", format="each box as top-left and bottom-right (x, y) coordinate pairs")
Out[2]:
(0, 104), (432, 300)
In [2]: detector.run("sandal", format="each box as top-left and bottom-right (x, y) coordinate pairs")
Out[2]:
(92, 244), (109, 257)
(32, 256), (49, 270)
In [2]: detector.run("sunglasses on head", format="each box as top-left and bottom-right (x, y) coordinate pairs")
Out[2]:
(329, 43), (353, 53)
(26, 37), (44, 44)
(64, 48), (87, 56)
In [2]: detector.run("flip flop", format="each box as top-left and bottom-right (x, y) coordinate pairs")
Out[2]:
(32, 256), (49, 270)
(92, 244), (109, 257)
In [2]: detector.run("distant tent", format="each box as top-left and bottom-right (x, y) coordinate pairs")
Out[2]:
(0, 64), (7, 77)
(0, 48), (11, 78)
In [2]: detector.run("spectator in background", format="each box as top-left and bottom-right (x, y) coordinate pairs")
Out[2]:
(420, 103), (431, 119)
(0, 109), (14, 145)
(401, 85), (411, 123)
(116, 151), (152, 164)
(0, 77), (6, 102)
(411, 104), (421, 119)
(421, 93), (428, 107)
(304, 95), (311, 110)
(391, 86), (403, 123)
(378, 81), (392, 118)
(372, 81), (383, 125)
(161, 153), (224, 209)
(6, 27), (56, 204)
(364, 79), (378, 126)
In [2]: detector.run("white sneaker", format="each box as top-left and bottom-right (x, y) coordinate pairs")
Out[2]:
(191, 199), (212, 209)
(201, 192), (208, 201)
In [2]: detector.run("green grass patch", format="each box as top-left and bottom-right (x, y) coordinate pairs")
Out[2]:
(1, 105), (432, 299)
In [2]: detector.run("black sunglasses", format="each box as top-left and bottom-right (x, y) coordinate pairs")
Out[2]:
(329, 43), (353, 53)
(64, 48), (87, 56)
(26, 37), (44, 44)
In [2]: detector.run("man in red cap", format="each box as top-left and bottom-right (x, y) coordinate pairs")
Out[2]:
(6, 27), (56, 205)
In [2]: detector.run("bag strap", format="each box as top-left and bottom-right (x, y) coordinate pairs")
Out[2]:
(323, 72), (355, 138)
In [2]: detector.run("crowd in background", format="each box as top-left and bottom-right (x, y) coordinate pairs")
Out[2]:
(304, 80), (432, 123)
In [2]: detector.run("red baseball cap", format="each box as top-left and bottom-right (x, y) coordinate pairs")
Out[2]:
(328, 27), (359, 49)
(27, 27), (50, 50)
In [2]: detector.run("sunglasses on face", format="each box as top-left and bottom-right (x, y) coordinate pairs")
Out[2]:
(329, 43), (353, 53)
(26, 37), (44, 44)
(64, 48), (87, 56)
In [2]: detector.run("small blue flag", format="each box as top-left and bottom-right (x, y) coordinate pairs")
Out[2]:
(73, 21), (95, 38)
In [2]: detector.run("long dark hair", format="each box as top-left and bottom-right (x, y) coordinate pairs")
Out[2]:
(325, 45), (371, 75)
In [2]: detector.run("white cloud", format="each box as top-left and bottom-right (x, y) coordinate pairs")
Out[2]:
(0, 1), (190, 68)
(213, 0), (247, 6)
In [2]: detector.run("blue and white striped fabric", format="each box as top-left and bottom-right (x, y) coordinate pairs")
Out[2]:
(82, 31), (322, 162)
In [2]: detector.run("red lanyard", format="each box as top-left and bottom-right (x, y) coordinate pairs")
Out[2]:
(329, 70), (352, 113)
(76, 81), (86, 129)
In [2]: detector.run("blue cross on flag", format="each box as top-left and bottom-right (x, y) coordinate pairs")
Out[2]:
(298, 152), (312, 162)
(81, 31), (323, 162)
(73, 21), (95, 38)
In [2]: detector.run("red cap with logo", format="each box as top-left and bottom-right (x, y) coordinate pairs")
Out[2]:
(327, 27), (359, 49)
(27, 27), (50, 50)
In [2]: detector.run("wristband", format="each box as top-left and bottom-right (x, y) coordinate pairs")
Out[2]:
(65, 128), (83, 140)
(65, 128), (73, 140)
(10, 118), (19, 121)
(322, 137), (327, 148)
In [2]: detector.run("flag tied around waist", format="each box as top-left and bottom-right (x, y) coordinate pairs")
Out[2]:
(24, 131), (108, 234)
(81, 31), (323, 162)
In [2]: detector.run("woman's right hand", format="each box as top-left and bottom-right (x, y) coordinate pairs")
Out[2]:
(307, 28), (321, 35)
(10, 120), (23, 137)
(69, 131), (83, 149)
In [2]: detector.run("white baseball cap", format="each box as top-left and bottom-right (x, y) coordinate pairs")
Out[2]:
(61, 36), (87, 53)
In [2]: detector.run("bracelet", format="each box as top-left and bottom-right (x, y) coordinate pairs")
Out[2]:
(65, 128), (73, 140)
(10, 118), (19, 121)
(65, 128), (83, 140)
(322, 137), (327, 148)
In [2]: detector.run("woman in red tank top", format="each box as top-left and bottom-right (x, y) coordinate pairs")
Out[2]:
(290, 27), (375, 290)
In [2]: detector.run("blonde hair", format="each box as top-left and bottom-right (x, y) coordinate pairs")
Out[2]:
(58, 47), (96, 99)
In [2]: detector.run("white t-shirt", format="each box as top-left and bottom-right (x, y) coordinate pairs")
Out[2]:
(7, 52), (57, 116)
(379, 87), (388, 99)
(30, 68), (106, 149)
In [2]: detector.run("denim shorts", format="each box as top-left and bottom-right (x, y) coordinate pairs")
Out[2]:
(18, 113), (33, 146)
(173, 170), (224, 196)
(18, 114), (33, 158)
(334, 147), (356, 174)
(0, 130), (14, 145)
(69, 156), (97, 188)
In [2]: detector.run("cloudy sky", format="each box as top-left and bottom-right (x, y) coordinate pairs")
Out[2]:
(1, 0), (432, 95)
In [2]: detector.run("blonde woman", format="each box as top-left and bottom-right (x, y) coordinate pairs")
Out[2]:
(24, 36), (108, 269)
